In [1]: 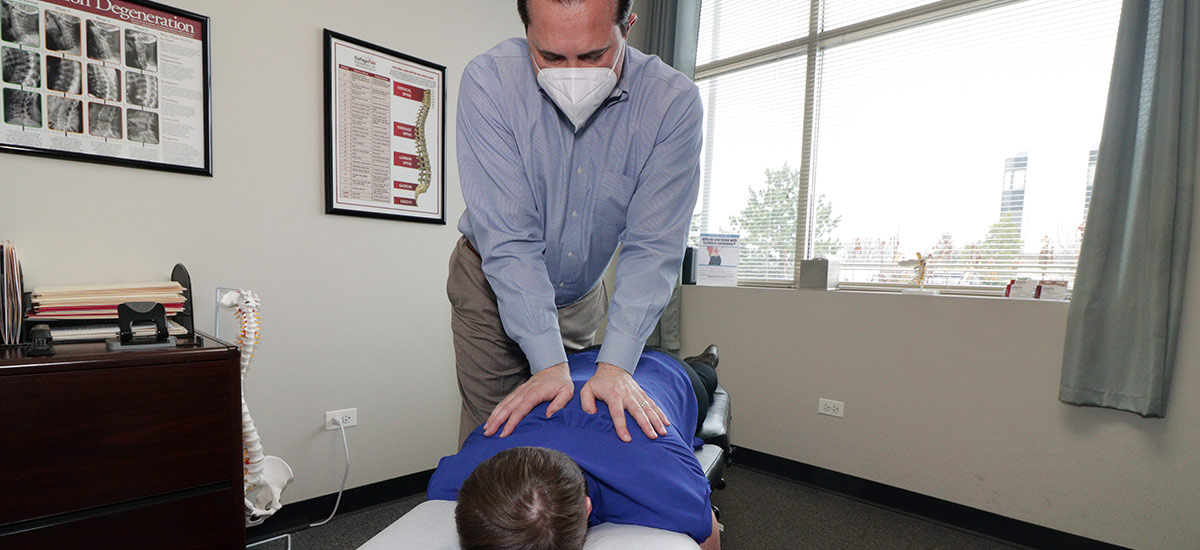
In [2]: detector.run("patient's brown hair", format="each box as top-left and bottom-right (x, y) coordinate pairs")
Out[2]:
(455, 446), (590, 550)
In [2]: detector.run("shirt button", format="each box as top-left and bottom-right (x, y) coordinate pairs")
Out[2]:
(559, 282), (565, 288)
(568, 252), (574, 258)
(572, 211), (578, 218)
(577, 166), (583, 175)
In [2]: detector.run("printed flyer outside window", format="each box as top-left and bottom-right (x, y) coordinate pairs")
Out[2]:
(0, 0), (210, 174)
(324, 30), (446, 224)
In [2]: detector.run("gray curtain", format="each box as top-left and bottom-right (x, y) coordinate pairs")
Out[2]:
(1060, 0), (1199, 417)
(643, 0), (702, 78)
(643, 0), (701, 354)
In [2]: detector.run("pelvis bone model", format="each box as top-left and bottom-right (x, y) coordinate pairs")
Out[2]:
(219, 290), (294, 527)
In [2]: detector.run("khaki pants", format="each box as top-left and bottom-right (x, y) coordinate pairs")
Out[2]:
(447, 236), (608, 447)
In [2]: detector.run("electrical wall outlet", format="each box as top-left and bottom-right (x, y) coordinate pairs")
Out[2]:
(325, 408), (358, 430)
(818, 398), (844, 418)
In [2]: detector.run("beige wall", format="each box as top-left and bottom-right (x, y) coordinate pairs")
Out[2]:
(0, 0), (525, 503)
(679, 208), (1200, 547)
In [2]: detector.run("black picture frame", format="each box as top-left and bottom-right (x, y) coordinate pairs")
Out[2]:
(324, 29), (446, 225)
(0, 0), (212, 176)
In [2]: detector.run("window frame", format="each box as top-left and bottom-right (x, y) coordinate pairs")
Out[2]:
(692, 0), (1075, 293)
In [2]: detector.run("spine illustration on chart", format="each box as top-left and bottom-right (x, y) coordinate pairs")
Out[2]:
(413, 91), (432, 200)
(220, 290), (293, 527)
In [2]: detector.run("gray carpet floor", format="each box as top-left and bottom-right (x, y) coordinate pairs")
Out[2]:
(250, 465), (1023, 549)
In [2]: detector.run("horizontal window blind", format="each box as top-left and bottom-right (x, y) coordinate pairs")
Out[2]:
(691, 0), (1122, 291)
(696, 0), (809, 66)
(693, 56), (808, 283)
(815, 0), (1119, 290)
(821, 0), (943, 30)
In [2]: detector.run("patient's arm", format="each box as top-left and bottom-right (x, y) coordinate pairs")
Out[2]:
(700, 509), (721, 550)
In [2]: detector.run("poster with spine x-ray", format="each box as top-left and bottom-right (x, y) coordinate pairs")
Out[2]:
(324, 30), (446, 224)
(0, 0), (210, 175)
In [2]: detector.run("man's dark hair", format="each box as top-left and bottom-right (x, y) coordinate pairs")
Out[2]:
(518, 0), (634, 34)
(456, 446), (590, 550)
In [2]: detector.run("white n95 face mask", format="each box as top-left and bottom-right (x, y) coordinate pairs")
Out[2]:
(535, 40), (625, 132)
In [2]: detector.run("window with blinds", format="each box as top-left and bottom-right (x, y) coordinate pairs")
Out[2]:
(690, 0), (1122, 292)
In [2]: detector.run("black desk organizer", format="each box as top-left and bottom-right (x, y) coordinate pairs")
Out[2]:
(19, 263), (196, 344)
(171, 263), (196, 339)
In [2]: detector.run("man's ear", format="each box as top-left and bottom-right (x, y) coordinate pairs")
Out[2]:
(626, 13), (637, 35)
(585, 496), (593, 517)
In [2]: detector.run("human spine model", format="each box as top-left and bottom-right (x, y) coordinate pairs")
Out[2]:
(898, 252), (935, 293)
(913, 252), (929, 289)
(413, 92), (432, 199)
(220, 290), (293, 526)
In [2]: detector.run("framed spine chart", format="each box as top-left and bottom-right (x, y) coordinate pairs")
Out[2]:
(0, 0), (211, 175)
(324, 29), (445, 224)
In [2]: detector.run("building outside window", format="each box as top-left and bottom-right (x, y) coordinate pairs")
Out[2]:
(1000, 153), (1028, 233)
(1084, 148), (1099, 215)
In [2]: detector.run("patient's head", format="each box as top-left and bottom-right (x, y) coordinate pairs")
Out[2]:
(456, 446), (592, 550)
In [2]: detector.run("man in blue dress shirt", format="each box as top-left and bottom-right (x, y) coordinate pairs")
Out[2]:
(448, 0), (703, 446)
(428, 348), (721, 549)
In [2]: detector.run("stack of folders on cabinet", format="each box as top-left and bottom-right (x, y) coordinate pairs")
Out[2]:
(28, 280), (190, 342)
(1, 241), (24, 346)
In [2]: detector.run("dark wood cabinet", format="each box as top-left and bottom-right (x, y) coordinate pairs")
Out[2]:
(0, 335), (245, 549)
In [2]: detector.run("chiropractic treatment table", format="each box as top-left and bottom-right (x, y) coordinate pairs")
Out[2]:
(359, 384), (731, 549)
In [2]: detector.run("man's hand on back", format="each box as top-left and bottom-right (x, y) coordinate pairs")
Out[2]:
(484, 362), (574, 438)
(581, 362), (670, 442)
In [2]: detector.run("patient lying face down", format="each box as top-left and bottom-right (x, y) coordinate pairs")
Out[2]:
(427, 347), (722, 550)
(456, 446), (591, 550)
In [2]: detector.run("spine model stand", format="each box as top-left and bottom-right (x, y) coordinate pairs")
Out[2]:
(413, 91), (432, 200)
(220, 290), (294, 527)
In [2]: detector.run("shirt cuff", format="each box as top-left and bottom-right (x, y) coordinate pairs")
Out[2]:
(596, 331), (644, 375)
(522, 330), (569, 374)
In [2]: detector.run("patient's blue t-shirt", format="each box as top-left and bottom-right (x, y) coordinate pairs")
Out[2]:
(426, 348), (712, 543)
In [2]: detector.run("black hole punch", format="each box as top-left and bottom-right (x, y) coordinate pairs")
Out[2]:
(105, 302), (178, 351)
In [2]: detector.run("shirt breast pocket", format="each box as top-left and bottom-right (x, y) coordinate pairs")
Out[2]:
(595, 170), (637, 228)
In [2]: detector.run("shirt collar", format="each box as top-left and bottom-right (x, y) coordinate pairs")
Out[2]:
(611, 44), (631, 99)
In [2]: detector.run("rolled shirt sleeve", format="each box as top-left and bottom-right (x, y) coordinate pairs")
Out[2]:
(597, 86), (704, 373)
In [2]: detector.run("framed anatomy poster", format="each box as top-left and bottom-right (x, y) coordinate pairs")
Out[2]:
(324, 29), (445, 224)
(0, 0), (211, 175)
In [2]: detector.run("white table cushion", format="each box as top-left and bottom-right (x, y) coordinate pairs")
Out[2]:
(358, 499), (699, 550)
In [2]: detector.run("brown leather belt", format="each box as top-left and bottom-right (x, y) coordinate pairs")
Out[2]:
(463, 238), (480, 257)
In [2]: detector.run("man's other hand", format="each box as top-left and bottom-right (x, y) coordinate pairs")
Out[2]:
(580, 362), (670, 442)
(484, 362), (574, 438)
